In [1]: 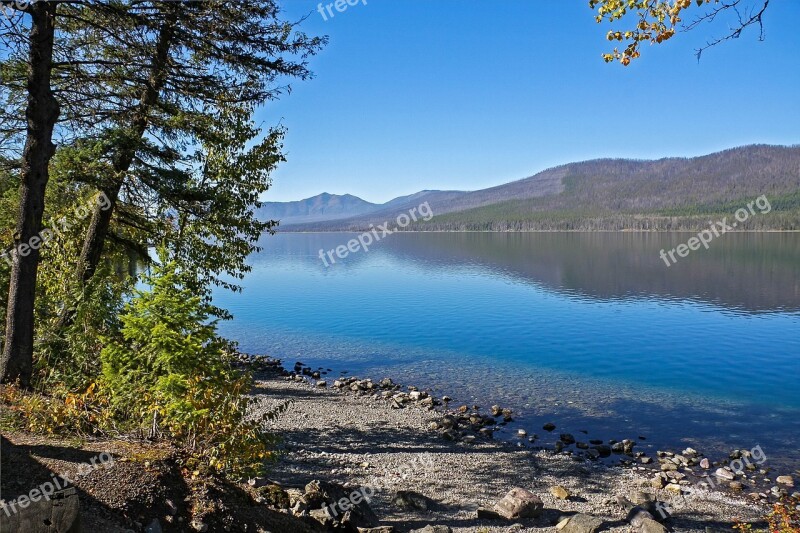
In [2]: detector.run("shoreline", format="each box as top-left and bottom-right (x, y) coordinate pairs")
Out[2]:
(271, 229), (800, 234)
(244, 355), (795, 531)
(1, 355), (793, 532)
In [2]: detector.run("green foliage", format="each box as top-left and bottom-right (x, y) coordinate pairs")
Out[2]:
(100, 252), (275, 476)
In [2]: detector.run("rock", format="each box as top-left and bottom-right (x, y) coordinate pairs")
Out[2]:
(715, 468), (736, 481)
(476, 507), (504, 520)
(543, 422), (556, 431)
(165, 499), (178, 516)
(611, 442), (625, 454)
(257, 484), (291, 509)
(493, 487), (543, 519)
(550, 485), (570, 500)
(777, 475), (795, 486)
(303, 480), (378, 530)
(441, 415), (457, 429)
(664, 483), (683, 495)
(560, 433), (576, 444)
(409, 526), (452, 533)
(391, 491), (432, 511)
(700, 458), (710, 469)
(409, 391), (422, 401)
(190, 521), (208, 532)
(558, 513), (604, 533)
(441, 429), (458, 441)
(317, 380), (327, 387)
(641, 457), (653, 464)
(517, 429), (527, 437)
(491, 405), (502, 416)
(593, 444), (611, 457)
(359, 527), (396, 533)
(309, 508), (334, 528)
(639, 518), (668, 533)
(145, 519), (162, 533)
(729, 481), (744, 492)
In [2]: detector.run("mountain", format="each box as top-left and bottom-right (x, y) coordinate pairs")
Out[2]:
(256, 193), (380, 224)
(264, 145), (800, 231)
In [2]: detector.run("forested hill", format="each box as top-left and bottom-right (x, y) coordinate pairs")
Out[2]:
(283, 145), (800, 232)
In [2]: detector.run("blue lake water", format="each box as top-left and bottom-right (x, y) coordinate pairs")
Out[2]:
(215, 232), (800, 470)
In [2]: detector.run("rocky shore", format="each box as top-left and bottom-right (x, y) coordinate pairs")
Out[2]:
(242, 355), (797, 532)
(3, 355), (795, 532)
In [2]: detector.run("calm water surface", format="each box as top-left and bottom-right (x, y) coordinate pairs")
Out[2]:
(214, 233), (800, 470)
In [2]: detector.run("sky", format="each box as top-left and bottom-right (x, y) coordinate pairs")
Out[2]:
(257, 1), (800, 203)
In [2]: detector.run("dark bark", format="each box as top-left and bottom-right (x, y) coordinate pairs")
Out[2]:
(1, 2), (60, 387)
(55, 10), (177, 333)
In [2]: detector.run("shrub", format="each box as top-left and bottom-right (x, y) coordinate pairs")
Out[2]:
(0, 381), (112, 436)
(735, 494), (800, 533)
(100, 255), (276, 477)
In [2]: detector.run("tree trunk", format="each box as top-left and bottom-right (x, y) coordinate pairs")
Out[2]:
(1, 2), (60, 387)
(55, 10), (177, 333)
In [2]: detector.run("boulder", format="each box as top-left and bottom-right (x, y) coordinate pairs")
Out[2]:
(557, 513), (604, 533)
(302, 480), (378, 532)
(391, 491), (432, 511)
(493, 488), (543, 519)
(639, 517), (668, 533)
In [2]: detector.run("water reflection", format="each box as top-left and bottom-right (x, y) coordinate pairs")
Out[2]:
(257, 232), (800, 314)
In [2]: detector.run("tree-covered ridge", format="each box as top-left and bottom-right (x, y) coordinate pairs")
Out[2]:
(284, 145), (800, 232)
(410, 145), (800, 232)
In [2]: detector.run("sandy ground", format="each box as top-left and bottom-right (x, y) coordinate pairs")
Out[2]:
(250, 372), (767, 532)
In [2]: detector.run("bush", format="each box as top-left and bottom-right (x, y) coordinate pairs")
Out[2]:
(735, 494), (800, 533)
(0, 382), (112, 436)
(100, 255), (276, 477)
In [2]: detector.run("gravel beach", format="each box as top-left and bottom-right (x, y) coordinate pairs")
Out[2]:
(250, 367), (767, 532)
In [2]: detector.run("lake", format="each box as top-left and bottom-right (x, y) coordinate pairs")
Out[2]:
(214, 232), (800, 471)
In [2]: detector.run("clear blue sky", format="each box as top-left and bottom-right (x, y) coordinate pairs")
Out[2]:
(258, 1), (800, 203)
